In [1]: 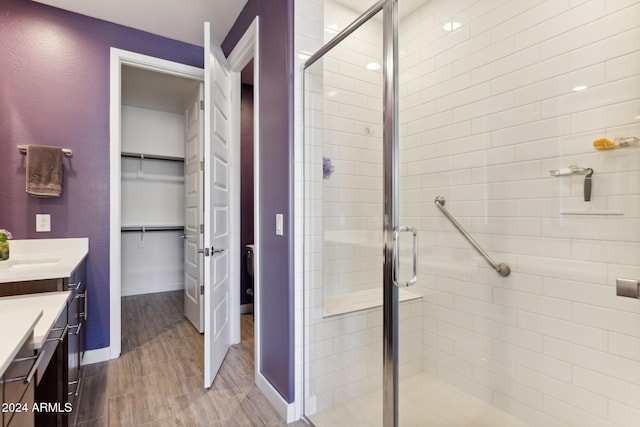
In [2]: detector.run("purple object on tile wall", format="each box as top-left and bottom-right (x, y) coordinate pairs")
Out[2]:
(223, 0), (295, 403)
(0, 0), (203, 351)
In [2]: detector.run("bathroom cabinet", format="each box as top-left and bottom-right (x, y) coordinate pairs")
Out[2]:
(33, 302), (68, 427)
(2, 332), (36, 427)
(0, 293), (69, 427)
(64, 261), (86, 424)
(0, 257), (88, 427)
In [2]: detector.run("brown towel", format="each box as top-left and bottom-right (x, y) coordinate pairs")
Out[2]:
(26, 145), (63, 197)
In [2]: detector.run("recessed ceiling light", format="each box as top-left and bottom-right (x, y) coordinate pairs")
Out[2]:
(443, 20), (461, 32)
(572, 85), (588, 92)
(366, 62), (381, 71)
(325, 24), (339, 34)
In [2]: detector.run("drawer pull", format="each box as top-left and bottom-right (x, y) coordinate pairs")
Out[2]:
(68, 376), (83, 397)
(10, 355), (38, 364)
(3, 350), (48, 385)
(24, 348), (47, 384)
(68, 379), (79, 396)
(0, 355), (40, 384)
(73, 322), (83, 336)
(68, 281), (82, 291)
(47, 324), (70, 342)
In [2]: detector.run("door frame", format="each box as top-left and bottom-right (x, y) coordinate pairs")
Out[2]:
(108, 15), (261, 379)
(108, 48), (204, 360)
(226, 16), (260, 373)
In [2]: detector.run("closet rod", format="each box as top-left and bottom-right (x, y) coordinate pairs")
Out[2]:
(121, 226), (184, 232)
(121, 152), (184, 162)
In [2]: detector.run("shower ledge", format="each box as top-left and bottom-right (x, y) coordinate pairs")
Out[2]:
(323, 288), (421, 317)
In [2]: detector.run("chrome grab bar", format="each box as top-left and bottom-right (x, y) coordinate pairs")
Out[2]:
(434, 196), (510, 277)
(393, 226), (418, 287)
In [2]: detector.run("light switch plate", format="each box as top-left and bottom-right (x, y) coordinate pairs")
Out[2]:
(36, 214), (51, 232)
(276, 214), (284, 236)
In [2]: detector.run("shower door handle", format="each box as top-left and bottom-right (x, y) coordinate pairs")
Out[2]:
(392, 226), (418, 287)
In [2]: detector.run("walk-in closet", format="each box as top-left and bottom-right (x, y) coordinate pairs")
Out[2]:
(119, 65), (201, 309)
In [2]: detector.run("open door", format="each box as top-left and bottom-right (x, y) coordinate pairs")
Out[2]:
(203, 21), (232, 388)
(184, 84), (204, 333)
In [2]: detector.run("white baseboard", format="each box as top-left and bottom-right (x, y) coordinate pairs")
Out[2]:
(256, 373), (297, 423)
(240, 303), (254, 314)
(81, 347), (112, 366)
(121, 283), (184, 297)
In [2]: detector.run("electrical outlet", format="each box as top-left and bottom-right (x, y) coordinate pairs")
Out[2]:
(36, 214), (51, 232)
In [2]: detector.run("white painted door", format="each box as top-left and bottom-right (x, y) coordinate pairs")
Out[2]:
(184, 84), (204, 333)
(203, 21), (232, 388)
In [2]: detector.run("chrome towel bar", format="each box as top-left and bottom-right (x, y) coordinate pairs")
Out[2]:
(434, 196), (510, 277)
(17, 144), (73, 157)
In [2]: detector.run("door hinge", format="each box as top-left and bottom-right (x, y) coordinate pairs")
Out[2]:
(200, 100), (204, 110)
(200, 285), (204, 295)
(200, 224), (204, 234)
(200, 160), (204, 171)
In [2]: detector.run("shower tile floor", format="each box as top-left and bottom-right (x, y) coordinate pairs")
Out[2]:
(309, 373), (529, 427)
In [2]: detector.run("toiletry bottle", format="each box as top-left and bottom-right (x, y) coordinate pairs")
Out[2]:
(0, 231), (8, 261)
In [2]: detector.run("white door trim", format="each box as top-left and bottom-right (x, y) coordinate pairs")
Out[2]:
(227, 18), (295, 421)
(109, 48), (204, 360)
(227, 17), (261, 379)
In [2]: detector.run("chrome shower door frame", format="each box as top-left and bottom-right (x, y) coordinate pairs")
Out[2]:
(302, 0), (400, 425)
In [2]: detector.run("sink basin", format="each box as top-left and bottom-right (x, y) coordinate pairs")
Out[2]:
(0, 238), (88, 284)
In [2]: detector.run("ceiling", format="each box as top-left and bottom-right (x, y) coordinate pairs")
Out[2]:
(121, 66), (201, 114)
(331, 0), (427, 19)
(32, 0), (248, 46)
(31, 0), (428, 52)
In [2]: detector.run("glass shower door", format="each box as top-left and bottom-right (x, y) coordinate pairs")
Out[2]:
(302, 1), (407, 425)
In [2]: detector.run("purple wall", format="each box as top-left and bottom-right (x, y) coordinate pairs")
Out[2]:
(223, 0), (295, 403)
(0, 0), (203, 350)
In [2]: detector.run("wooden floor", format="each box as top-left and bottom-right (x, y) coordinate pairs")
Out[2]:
(76, 291), (307, 427)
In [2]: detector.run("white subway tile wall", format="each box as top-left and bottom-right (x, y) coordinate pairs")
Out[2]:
(400, 0), (640, 426)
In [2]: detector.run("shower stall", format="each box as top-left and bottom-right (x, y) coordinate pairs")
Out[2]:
(302, 0), (640, 426)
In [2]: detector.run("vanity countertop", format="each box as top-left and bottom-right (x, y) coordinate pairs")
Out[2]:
(0, 291), (71, 350)
(0, 307), (42, 378)
(0, 238), (88, 283)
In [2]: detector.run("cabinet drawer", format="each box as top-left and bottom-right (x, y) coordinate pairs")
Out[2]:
(35, 305), (68, 386)
(5, 381), (34, 427)
(2, 338), (36, 427)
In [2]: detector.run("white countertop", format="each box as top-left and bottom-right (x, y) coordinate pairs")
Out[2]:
(0, 238), (88, 283)
(0, 307), (42, 378)
(0, 292), (71, 350)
